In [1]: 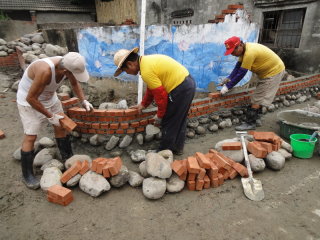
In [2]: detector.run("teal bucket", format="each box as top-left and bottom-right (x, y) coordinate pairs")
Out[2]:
(290, 134), (318, 159)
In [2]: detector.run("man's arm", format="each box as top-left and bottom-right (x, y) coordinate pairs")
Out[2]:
(26, 65), (53, 118)
(225, 64), (248, 89)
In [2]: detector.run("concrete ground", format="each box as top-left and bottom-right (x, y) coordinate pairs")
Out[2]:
(0, 84), (320, 240)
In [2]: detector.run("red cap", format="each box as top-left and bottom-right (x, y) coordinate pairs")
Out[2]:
(224, 36), (241, 56)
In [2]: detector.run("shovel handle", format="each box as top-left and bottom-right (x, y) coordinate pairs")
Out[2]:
(240, 135), (253, 179)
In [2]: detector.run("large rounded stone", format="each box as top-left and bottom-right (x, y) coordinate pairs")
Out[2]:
(65, 155), (92, 169)
(128, 171), (144, 187)
(265, 152), (285, 170)
(40, 167), (62, 191)
(145, 153), (172, 179)
(166, 174), (185, 193)
(143, 177), (166, 200)
(109, 166), (130, 187)
(79, 171), (111, 197)
(248, 154), (265, 172)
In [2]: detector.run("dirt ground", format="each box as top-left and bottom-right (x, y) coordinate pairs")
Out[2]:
(0, 73), (320, 240)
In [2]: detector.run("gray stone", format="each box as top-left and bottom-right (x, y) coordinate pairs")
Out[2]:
(187, 119), (199, 128)
(186, 129), (195, 138)
(266, 152), (285, 170)
(199, 117), (210, 124)
(277, 149), (292, 160)
(225, 118), (232, 127)
(146, 124), (160, 135)
(66, 174), (81, 187)
(41, 159), (64, 172)
(220, 110), (232, 118)
(248, 154), (265, 172)
(157, 150), (173, 164)
(109, 166), (130, 187)
(58, 85), (71, 95)
(195, 126), (206, 135)
(130, 149), (147, 163)
(208, 124), (219, 132)
(146, 153), (172, 179)
(65, 154), (92, 169)
(166, 174), (185, 193)
(89, 134), (100, 146)
(71, 131), (81, 138)
(105, 136), (120, 150)
(40, 167), (62, 191)
(281, 140), (293, 153)
(142, 177), (166, 200)
(155, 131), (162, 140)
(136, 134), (144, 145)
(79, 171), (111, 197)
(128, 171), (144, 187)
(218, 121), (227, 129)
(210, 114), (220, 121)
(31, 34), (44, 44)
(119, 135), (132, 148)
(296, 96), (307, 103)
(39, 137), (55, 148)
(144, 134), (154, 142)
(34, 148), (56, 167)
(139, 161), (149, 177)
(110, 150), (123, 157)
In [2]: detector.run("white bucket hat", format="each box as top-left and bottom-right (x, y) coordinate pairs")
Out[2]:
(114, 47), (139, 77)
(62, 52), (89, 82)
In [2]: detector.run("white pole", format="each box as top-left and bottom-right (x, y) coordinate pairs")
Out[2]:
(138, 0), (146, 104)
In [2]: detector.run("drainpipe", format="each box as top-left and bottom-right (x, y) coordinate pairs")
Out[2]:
(138, 0), (146, 104)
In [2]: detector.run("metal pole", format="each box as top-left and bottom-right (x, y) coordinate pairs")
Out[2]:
(138, 0), (146, 104)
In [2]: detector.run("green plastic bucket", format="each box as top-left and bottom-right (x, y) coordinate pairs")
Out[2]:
(290, 134), (318, 159)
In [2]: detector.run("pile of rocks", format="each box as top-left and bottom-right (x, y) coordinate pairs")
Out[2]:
(0, 33), (67, 64)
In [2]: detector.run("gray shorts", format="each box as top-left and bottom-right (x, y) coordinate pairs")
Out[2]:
(251, 70), (285, 106)
(17, 100), (64, 135)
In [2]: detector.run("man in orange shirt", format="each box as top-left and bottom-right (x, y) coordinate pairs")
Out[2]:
(114, 48), (195, 155)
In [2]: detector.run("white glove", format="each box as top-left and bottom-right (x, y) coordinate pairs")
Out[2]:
(220, 85), (229, 95)
(82, 100), (93, 111)
(153, 115), (162, 125)
(47, 114), (64, 127)
(218, 78), (231, 86)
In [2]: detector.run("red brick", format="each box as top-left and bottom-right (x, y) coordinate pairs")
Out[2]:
(109, 123), (119, 129)
(79, 160), (90, 175)
(208, 92), (221, 99)
(61, 97), (79, 107)
(196, 179), (204, 191)
(221, 142), (242, 150)
(136, 127), (145, 132)
(187, 156), (201, 174)
(247, 141), (268, 158)
(197, 168), (206, 180)
(171, 160), (187, 176)
(256, 141), (273, 153)
(93, 109), (106, 116)
(228, 168), (238, 179)
(187, 180), (196, 191)
(232, 162), (248, 177)
(108, 157), (123, 176)
(120, 123), (129, 129)
(179, 171), (188, 181)
(0, 129), (5, 139)
(124, 109), (139, 116)
(211, 177), (219, 188)
(187, 173), (196, 181)
(130, 121), (140, 128)
(210, 153), (232, 171)
(217, 173), (224, 185)
(47, 194), (73, 206)
(57, 113), (77, 132)
(207, 161), (219, 181)
(47, 185), (72, 200)
(126, 128), (136, 134)
(102, 165), (111, 178)
(203, 175), (210, 189)
(194, 152), (211, 169)
(60, 161), (82, 184)
(96, 158), (109, 174)
(139, 119), (148, 126)
(106, 109), (125, 116)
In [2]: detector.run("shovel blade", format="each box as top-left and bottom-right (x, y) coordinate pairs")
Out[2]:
(241, 177), (265, 201)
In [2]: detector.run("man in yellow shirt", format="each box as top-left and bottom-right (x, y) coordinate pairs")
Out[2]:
(220, 36), (285, 131)
(113, 48), (195, 155)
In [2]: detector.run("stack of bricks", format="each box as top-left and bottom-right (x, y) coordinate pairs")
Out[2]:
(0, 51), (19, 68)
(171, 149), (248, 191)
(247, 131), (283, 158)
(91, 157), (122, 178)
(60, 160), (90, 184)
(47, 184), (73, 206)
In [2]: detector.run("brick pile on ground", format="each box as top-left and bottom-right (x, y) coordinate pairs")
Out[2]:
(247, 131), (282, 158)
(171, 149), (248, 191)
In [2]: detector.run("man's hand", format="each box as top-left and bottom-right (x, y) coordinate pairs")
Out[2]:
(220, 85), (229, 95)
(129, 104), (145, 114)
(218, 78), (231, 87)
(153, 115), (162, 125)
(82, 100), (94, 112)
(47, 114), (64, 127)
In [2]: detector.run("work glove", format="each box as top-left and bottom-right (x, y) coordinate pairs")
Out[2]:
(129, 104), (145, 114)
(153, 115), (162, 126)
(218, 78), (231, 87)
(47, 114), (64, 127)
(82, 100), (94, 112)
(220, 85), (229, 95)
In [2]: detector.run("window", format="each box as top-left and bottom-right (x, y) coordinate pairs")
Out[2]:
(260, 8), (305, 48)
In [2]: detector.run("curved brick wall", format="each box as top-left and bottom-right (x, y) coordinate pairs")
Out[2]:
(62, 73), (320, 135)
